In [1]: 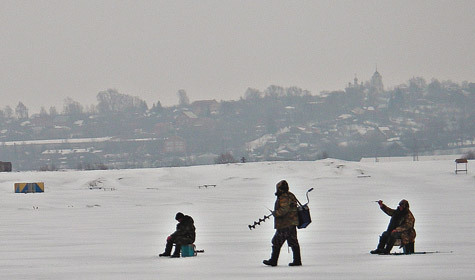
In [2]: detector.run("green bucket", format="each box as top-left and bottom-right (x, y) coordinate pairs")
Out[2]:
(181, 244), (196, 257)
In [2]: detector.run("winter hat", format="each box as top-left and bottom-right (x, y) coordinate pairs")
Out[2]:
(175, 212), (185, 221)
(399, 199), (409, 209)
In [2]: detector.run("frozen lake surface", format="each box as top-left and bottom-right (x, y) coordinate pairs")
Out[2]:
(1, 159), (474, 279)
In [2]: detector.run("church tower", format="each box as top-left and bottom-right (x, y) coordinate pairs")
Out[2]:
(365, 67), (384, 106)
(370, 67), (384, 94)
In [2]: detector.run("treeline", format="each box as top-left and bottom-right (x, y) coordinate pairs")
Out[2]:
(0, 89), (153, 120)
(1, 78), (474, 122)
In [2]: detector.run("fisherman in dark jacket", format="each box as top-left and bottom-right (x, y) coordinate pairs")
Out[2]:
(159, 212), (196, 258)
(370, 199), (416, 255)
(263, 180), (302, 266)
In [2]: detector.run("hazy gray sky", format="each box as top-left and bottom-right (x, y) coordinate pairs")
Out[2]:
(1, 0), (474, 113)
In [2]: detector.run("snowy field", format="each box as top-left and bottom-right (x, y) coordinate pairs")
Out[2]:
(0, 159), (474, 279)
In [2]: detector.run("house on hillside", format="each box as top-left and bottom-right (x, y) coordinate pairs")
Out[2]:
(162, 135), (186, 154)
(176, 111), (198, 126)
(0, 161), (12, 172)
(190, 117), (217, 130)
(53, 115), (70, 126)
(154, 122), (173, 137)
(363, 127), (388, 142)
(30, 114), (53, 128)
(191, 100), (220, 116)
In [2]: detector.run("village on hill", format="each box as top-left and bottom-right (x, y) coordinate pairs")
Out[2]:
(0, 72), (474, 171)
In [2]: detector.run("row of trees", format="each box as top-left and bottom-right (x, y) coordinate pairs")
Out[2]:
(3, 78), (474, 121)
(0, 84), (321, 120)
(0, 88), (186, 120)
(0, 102), (29, 120)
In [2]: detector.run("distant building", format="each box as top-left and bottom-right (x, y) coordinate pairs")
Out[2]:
(347, 69), (383, 94)
(347, 75), (363, 89)
(154, 122), (173, 136)
(176, 111), (198, 126)
(370, 68), (384, 94)
(163, 135), (186, 154)
(364, 68), (384, 106)
(191, 100), (220, 116)
(0, 161), (12, 172)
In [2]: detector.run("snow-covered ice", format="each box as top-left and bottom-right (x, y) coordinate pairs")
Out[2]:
(1, 159), (474, 279)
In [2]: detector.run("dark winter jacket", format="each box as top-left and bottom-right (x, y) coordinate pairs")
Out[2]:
(381, 204), (416, 245)
(273, 191), (299, 230)
(171, 215), (196, 244)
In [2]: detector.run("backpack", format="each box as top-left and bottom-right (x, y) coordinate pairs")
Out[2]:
(297, 203), (312, 229)
(295, 188), (314, 229)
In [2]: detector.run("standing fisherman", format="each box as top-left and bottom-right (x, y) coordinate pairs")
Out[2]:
(263, 180), (302, 266)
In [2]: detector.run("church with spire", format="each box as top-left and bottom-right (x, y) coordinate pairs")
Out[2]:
(370, 67), (384, 95)
(346, 67), (385, 106)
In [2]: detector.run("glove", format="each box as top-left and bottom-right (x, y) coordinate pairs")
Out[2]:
(167, 236), (172, 241)
(378, 200), (383, 206)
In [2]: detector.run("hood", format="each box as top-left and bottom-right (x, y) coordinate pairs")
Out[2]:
(399, 199), (409, 209)
(275, 180), (289, 196)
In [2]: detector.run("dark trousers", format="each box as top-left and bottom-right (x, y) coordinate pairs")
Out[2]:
(170, 235), (194, 246)
(163, 236), (194, 256)
(378, 230), (401, 252)
(272, 226), (299, 249)
(265, 226), (301, 265)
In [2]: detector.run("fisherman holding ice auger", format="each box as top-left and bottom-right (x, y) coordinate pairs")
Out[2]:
(263, 180), (302, 266)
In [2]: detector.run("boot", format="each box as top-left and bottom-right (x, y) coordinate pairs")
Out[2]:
(171, 244), (181, 258)
(159, 241), (173, 257)
(370, 234), (388, 254)
(404, 242), (415, 254)
(289, 246), (302, 266)
(263, 246), (280, 266)
(370, 248), (384, 254)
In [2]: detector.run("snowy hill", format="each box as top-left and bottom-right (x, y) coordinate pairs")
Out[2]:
(0, 159), (474, 279)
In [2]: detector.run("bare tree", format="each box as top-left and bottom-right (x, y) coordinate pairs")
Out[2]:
(39, 106), (48, 117)
(4, 106), (13, 119)
(177, 89), (190, 106)
(63, 97), (83, 116)
(49, 106), (58, 117)
(15, 102), (28, 119)
(97, 89), (147, 113)
(244, 88), (262, 100)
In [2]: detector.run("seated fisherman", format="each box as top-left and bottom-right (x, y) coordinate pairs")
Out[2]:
(159, 212), (196, 258)
(370, 199), (416, 255)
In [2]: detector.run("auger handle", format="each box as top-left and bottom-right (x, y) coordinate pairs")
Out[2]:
(306, 188), (314, 204)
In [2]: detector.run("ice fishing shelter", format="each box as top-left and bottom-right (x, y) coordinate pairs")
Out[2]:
(14, 182), (44, 193)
